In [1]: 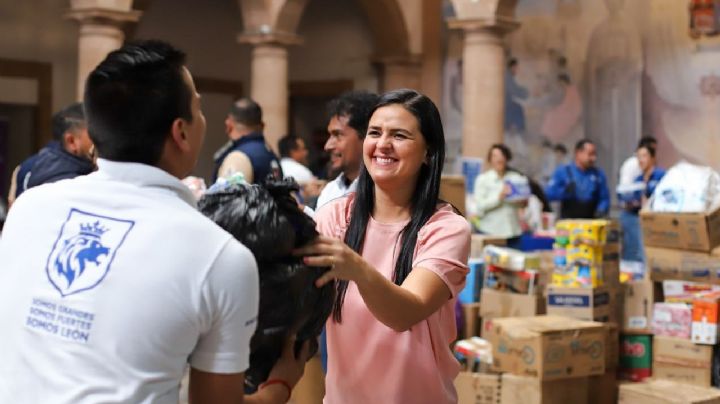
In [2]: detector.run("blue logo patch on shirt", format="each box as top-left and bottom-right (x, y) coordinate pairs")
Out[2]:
(46, 208), (134, 297)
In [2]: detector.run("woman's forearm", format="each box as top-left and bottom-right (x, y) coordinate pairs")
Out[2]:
(353, 263), (448, 333)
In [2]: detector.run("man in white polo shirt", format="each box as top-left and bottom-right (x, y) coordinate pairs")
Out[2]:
(315, 91), (379, 210)
(0, 40), (305, 404)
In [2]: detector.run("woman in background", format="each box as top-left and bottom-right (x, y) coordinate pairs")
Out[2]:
(618, 144), (665, 262)
(473, 144), (528, 248)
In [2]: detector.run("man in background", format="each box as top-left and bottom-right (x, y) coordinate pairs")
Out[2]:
(8, 102), (95, 206)
(278, 134), (324, 205)
(315, 91), (378, 209)
(213, 98), (281, 184)
(545, 139), (610, 219)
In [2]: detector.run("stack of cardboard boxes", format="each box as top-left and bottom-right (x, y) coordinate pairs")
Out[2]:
(545, 219), (621, 323)
(478, 246), (547, 337)
(456, 315), (609, 404)
(616, 207), (720, 400)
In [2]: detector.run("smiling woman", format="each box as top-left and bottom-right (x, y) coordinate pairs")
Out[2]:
(296, 89), (471, 404)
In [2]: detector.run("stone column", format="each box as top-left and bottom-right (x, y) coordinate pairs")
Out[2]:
(448, 19), (518, 159)
(66, 0), (141, 100)
(238, 32), (302, 154)
(378, 57), (423, 92)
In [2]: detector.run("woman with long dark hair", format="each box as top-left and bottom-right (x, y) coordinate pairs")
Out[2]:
(295, 89), (470, 403)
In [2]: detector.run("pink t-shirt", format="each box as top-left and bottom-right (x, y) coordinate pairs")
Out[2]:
(315, 195), (470, 404)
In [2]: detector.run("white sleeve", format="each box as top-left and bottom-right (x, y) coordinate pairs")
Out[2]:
(189, 239), (259, 374)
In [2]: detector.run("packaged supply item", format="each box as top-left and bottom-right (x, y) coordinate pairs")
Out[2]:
(646, 247), (720, 285)
(641, 207), (720, 252)
(454, 372), (501, 404)
(649, 161), (720, 213)
(619, 334), (652, 382)
(619, 379), (720, 404)
(653, 335), (714, 387)
(479, 288), (545, 330)
(692, 290), (720, 345)
(453, 337), (493, 372)
(483, 245), (540, 271)
(504, 177), (531, 202)
(459, 258), (484, 303)
(621, 280), (655, 333)
(471, 234), (507, 258)
(484, 315), (606, 380)
(546, 285), (613, 322)
(500, 373), (589, 404)
(652, 302), (692, 339)
(551, 263), (603, 288)
(567, 244), (605, 267)
(663, 280), (720, 304)
(484, 265), (538, 294)
(556, 219), (618, 246)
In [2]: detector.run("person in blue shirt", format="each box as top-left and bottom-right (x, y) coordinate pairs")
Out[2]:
(617, 143), (665, 262)
(545, 139), (610, 219)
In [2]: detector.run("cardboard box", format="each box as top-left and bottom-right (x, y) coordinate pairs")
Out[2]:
(619, 379), (720, 404)
(647, 247), (720, 285)
(664, 280), (720, 304)
(499, 373), (589, 404)
(640, 207), (720, 252)
(479, 288), (546, 320)
(484, 315), (606, 380)
(693, 291), (720, 345)
(462, 303), (481, 339)
(619, 334), (652, 382)
(546, 285), (614, 322)
(471, 234), (507, 259)
(455, 372), (502, 404)
(606, 323), (619, 371)
(440, 175), (466, 216)
(622, 280), (656, 333)
(653, 336), (714, 387)
(588, 372), (618, 404)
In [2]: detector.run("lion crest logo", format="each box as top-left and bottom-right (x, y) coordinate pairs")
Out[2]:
(46, 209), (134, 297)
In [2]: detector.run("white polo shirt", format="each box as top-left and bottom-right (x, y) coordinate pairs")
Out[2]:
(315, 173), (358, 210)
(0, 159), (258, 404)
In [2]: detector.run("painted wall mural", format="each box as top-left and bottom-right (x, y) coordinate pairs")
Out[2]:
(442, 0), (720, 200)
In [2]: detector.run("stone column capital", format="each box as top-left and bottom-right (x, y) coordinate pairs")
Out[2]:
(447, 17), (519, 36)
(65, 3), (141, 27)
(237, 29), (303, 47)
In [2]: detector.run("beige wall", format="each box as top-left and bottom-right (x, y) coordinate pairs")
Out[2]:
(0, 1), (78, 113)
(288, 0), (376, 90)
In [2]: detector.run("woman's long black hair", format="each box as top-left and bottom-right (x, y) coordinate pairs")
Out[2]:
(332, 89), (446, 322)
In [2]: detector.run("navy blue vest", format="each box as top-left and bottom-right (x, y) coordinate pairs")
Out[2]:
(213, 132), (281, 183)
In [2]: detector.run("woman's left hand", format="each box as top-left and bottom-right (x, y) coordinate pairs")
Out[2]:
(293, 236), (368, 287)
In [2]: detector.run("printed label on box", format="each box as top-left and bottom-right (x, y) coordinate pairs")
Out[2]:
(548, 294), (590, 307)
(628, 317), (648, 329)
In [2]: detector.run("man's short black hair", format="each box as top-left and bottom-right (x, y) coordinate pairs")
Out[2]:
(575, 138), (594, 152)
(278, 134), (301, 158)
(326, 91), (379, 139)
(638, 135), (657, 149)
(229, 98), (263, 127)
(84, 40), (192, 165)
(52, 102), (86, 142)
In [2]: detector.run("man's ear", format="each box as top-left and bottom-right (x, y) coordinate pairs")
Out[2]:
(63, 132), (79, 155)
(170, 118), (191, 152)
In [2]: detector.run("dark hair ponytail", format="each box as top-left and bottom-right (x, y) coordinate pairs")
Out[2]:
(333, 89), (445, 322)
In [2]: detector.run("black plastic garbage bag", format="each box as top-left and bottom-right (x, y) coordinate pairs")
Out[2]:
(198, 178), (335, 391)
